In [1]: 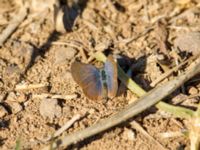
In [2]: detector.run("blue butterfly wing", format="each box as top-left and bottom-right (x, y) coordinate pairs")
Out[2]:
(71, 61), (103, 100)
(104, 55), (118, 99)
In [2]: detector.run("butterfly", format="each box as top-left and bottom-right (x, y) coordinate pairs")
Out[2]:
(71, 55), (118, 101)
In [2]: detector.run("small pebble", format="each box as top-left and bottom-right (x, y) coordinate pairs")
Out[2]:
(88, 108), (96, 114)
(6, 92), (17, 102)
(188, 86), (198, 95)
(122, 128), (135, 141)
(0, 95), (4, 102)
(55, 47), (77, 64)
(6, 92), (27, 102)
(61, 106), (72, 119)
(7, 101), (23, 114)
(174, 32), (200, 55)
(39, 98), (62, 120)
(5, 65), (21, 76)
(16, 92), (27, 103)
(128, 95), (138, 104)
(0, 105), (8, 118)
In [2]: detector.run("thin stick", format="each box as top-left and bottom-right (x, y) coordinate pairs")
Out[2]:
(42, 54), (200, 150)
(150, 55), (198, 87)
(53, 114), (81, 138)
(0, 7), (28, 46)
(131, 121), (167, 150)
(159, 131), (186, 138)
(32, 93), (77, 100)
(118, 26), (153, 45)
(15, 83), (48, 90)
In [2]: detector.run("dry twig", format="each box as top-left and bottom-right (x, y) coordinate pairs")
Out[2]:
(118, 26), (153, 45)
(53, 114), (81, 138)
(150, 55), (199, 87)
(15, 83), (48, 90)
(159, 131), (185, 138)
(32, 93), (77, 100)
(131, 121), (167, 150)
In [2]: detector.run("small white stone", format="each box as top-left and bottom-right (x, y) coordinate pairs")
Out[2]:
(0, 105), (8, 118)
(7, 101), (23, 114)
(122, 128), (136, 141)
(55, 47), (77, 64)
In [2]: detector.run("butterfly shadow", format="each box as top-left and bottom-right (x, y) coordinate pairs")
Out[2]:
(116, 54), (150, 97)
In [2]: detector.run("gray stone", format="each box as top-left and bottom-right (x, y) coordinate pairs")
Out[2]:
(39, 98), (62, 120)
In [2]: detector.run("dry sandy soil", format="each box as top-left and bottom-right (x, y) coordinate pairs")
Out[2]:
(0, 0), (200, 149)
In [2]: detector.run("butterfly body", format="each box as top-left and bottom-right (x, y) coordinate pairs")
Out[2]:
(71, 56), (118, 101)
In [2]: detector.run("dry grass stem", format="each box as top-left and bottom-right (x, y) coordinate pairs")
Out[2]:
(32, 93), (77, 100)
(131, 121), (167, 150)
(53, 114), (81, 138)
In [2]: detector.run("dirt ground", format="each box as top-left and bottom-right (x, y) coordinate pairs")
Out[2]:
(0, 0), (200, 149)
